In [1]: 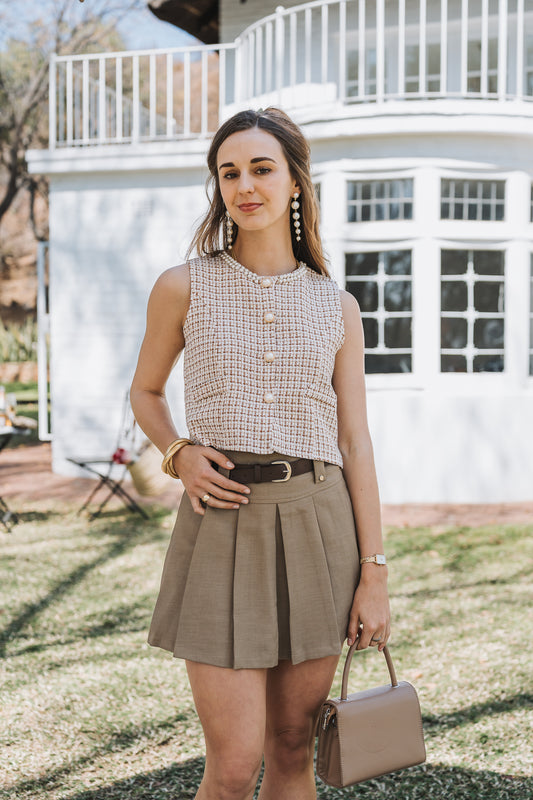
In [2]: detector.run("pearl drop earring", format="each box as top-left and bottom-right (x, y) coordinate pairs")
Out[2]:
(291, 194), (301, 242)
(225, 211), (233, 250)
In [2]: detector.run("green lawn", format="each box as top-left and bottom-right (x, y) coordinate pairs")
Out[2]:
(0, 500), (531, 799)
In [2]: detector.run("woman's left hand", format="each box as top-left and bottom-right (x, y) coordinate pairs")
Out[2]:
(346, 570), (391, 652)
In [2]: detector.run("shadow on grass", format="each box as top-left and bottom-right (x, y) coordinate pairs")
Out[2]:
(8, 602), (151, 659)
(13, 509), (69, 523)
(11, 761), (532, 800)
(390, 565), (533, 600)
(423, 692), (533, 732)
(0, 518), (164, 657)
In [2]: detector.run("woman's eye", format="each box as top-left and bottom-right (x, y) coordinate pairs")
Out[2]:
(222, 171), (238, 180)
(256, 167), (271, 174)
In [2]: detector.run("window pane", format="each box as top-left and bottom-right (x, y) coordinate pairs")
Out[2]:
(473, 354), (504, 372)
(441, 318), (468, 348)
(345, 252), (379, 275)
(442, 250), (468, 274)
(385, 250), (411, 275)
(441, 354), (467, 372)
(442, 281), (468, 311)
(474, 318), (504, 349)
(347, 182), (358, 201)
(385, 318), (411, 348)
(375, 203), (386, 221)
(474, 251), (504, 275)
(347, 281), (378, 311)
(390, 202), (400, 220)
(404, 202), (413, 219)
(384, 281), (412, 311)
(365, 354), (412, 373)
(362, 183), (371, 201)
(474, 282), (504, 312)
(362, 317), (379, 348)
(348, 206), (358, 222)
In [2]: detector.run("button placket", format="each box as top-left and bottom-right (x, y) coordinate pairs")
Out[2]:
(260, 276), (277, 404)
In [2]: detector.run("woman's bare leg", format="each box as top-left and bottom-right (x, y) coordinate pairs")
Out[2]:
(258, 655), (339, 800)
(186, 660), (267, 800)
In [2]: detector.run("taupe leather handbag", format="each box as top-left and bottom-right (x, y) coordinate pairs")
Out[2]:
(316, 644), (426, 788)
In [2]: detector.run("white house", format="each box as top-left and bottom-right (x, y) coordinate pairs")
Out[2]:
(28, 0), (533, 503)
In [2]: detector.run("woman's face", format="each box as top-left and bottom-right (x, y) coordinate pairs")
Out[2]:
(216, 127), (300, 238)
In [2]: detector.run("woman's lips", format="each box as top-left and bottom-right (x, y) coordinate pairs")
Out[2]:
(237, 203), (262, 212)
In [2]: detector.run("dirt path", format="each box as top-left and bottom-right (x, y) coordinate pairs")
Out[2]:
(1, 443), (532, 527)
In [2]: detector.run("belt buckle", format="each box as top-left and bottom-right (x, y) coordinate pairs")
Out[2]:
(271, 460), (292, 482)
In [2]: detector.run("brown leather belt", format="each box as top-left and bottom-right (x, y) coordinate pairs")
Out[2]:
(219, 458), (315, 484)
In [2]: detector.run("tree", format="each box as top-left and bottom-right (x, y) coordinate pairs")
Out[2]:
(0, 0), (144, 230)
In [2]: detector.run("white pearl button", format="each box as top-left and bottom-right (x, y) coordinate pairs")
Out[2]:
(260, 277), (273, 288)
(264, 351), (275, 363)
(263, 311), (276, 323)
(263, 392), (275, 403)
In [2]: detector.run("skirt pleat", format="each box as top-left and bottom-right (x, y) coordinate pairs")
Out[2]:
(148, 450), (360, 669)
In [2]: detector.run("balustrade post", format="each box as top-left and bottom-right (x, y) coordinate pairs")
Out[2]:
(49, 55), (57, 150)
(234, 37), (243, 107)
(275, 6), (285, 107)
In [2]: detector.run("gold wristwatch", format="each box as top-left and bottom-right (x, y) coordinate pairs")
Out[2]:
(359, 554), (387, 565)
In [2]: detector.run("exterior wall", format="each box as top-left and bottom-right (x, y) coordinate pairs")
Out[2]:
(42, 147), (209, 475)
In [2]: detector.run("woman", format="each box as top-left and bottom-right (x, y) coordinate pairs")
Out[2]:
(130, 107), (390, 800)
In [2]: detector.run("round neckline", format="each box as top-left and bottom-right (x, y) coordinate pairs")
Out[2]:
(220, 250), (307, 284)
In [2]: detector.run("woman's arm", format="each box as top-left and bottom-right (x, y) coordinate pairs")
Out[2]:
(130, 265), (250, 515)
(130, 265), (189, 453)
(332, 289), (391, 651)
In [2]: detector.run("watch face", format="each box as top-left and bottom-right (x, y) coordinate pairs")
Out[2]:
(376, 554), (386, 565)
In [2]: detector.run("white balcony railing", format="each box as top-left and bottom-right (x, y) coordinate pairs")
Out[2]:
(50, 0), (533, 148)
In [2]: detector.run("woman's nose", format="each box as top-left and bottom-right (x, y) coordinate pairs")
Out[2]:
(237, 173), (254, 193)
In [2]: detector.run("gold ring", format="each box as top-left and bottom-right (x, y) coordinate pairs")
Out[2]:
(201, 493), (210, 503)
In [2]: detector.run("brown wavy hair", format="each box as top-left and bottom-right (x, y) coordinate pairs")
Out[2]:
(187, 107), (329, 276)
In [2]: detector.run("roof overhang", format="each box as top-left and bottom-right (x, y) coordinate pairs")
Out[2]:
(147, 0), (219, 44)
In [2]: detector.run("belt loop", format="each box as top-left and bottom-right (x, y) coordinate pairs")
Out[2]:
(313, 460), (326, 483)
(254, 464), (261, 483)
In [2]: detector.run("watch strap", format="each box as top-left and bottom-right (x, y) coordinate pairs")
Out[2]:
(359, 554), (387, 565)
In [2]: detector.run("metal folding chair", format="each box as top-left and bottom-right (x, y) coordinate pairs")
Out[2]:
(67, 394), (149, 520)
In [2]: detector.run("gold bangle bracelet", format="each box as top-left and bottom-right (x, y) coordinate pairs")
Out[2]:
(161, 438), (193, 478)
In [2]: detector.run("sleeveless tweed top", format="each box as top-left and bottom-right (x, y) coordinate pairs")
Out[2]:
(182, 251), (345, 467)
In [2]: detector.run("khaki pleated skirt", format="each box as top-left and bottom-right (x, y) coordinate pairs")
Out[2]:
(148, 450), (360, 669)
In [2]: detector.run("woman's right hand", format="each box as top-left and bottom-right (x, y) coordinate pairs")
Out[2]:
(173, 445), (251, 515)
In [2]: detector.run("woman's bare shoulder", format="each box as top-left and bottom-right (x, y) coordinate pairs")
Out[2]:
(339, 288), (361, 317)
(148, 264), (191, 324)
(153, 263), (190, 293)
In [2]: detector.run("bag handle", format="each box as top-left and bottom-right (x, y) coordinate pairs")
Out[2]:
(341, 644), (398, 701)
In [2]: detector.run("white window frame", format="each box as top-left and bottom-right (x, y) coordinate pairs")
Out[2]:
(330, 165), (533, 392)
(440, 248), (506, 374)
(347, 178), (414, 223)
(344, 248), (414, 376)
(440, 178), (506, 222)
